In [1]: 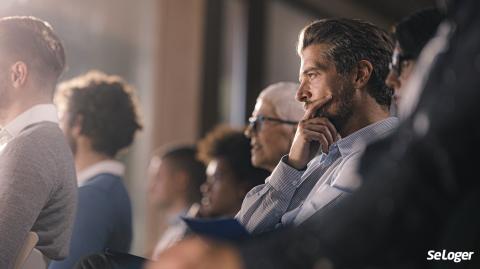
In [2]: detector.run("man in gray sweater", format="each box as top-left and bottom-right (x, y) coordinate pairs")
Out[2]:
(0, 16), (77, 268)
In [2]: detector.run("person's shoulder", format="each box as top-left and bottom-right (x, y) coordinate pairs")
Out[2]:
(21, 122), (66, 144)
(25, 122), (73, 160)
(2, 122), (76, 183)
(78, 174), (130, 215)
(0, 123), (57, 163)
(81, 174), (127, 195)
(0, 123), (76, 192)
(7, 122), (65, 154)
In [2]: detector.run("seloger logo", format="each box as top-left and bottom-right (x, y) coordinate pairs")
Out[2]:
(427, 250), (474, 263)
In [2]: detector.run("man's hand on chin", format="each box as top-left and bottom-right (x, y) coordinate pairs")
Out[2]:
(288, 95), (337, 170)
(146, 237), (244, 269)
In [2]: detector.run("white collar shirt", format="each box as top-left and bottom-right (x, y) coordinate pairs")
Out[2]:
(76, 160), (125, 187)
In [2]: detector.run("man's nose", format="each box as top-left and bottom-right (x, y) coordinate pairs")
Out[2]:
(385, 70), (401, 92)
(296, 81), (311, 102)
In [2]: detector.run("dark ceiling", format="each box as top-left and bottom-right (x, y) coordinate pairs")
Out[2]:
(282, 0), (437, 28)
(345, 0), (436, 21)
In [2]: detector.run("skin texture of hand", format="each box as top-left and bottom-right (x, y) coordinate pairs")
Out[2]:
(145, 237), (244, 269)
(287, 95), (339, 170)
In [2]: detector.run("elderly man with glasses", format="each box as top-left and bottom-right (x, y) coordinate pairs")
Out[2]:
(244, 82), (304, 173)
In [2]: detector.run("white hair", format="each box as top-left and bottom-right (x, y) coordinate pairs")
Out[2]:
(257, 82), (304, 122)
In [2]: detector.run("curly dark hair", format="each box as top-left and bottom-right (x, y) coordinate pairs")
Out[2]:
(297, 18), (394, 108)
(197, 125), (269, 190)
(55, 70), (142, 157)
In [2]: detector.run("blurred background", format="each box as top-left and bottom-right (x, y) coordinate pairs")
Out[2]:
(0, 0), (434, 256)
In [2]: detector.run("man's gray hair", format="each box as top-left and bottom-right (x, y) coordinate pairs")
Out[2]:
(257, 82), (304, 122)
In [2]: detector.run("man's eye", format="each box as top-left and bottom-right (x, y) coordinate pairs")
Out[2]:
(307, 72), (317, 79)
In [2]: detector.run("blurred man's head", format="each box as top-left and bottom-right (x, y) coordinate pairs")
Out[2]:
(55, 70), (142, 158)
(198, 126), (270, 218)
(0, 16), (65, 121)
(385, 8), (444, 104)
(148, 146), (206, 210)
(296, 18), (393, 133)
(244, 82), (303, 172)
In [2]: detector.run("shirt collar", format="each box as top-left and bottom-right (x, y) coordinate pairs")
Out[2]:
(77, 160), (125, 187)
(1, 104), (58, 139)
(0, 104), (58, 152)
(335, 117), (399, 157)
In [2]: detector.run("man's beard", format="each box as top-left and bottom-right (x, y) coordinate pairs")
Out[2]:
(315, 83), (355, 133)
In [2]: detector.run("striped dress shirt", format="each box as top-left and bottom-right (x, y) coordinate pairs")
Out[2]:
(236, 117), (399, 234)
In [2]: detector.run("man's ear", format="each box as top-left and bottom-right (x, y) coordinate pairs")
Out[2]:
(71, 115), (84, 137)
(352, 60), (373, 90)
(10, 61), (29, 88)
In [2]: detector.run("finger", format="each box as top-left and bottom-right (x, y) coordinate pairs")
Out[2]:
(305, 117), (338, 141)
(321, 118), (338, 141)
(302, 117), (337, 141)
(302, 129), (330, 153)
(304, 95), (333, 120)
(302, 124), (334, 145)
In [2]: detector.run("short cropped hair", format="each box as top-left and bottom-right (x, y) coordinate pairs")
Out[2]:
(156, 146), (206, 204)
(0, 16), (65, 81)
(394, 8), (445, 59)
(257, 82), (304, 122)
(297, 18), (394, 107)
(55, 70), (142, 157)
(197, 126), (270, 190)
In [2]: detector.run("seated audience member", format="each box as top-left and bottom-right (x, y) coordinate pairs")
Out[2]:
(73, 127), (268, 268)
(150, 4), (480, 268)
(237, 81), (305, 226)
(49, 71), (142, 269)
(237, 18), (398, 234)
(149, 146), (206, 258)
(358, 7), (444, 179)
(244, 82), (304, 172)
(385, 8), (444, 106)
(0, 16), (77, 268)
(197, 126), (270, 218)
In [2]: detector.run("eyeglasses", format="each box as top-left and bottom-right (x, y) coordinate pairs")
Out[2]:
(248, 115), (298, 133)
(389, 50), (413, 76)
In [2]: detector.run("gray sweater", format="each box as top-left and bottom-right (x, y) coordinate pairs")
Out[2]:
(0, 122), (77, 269)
